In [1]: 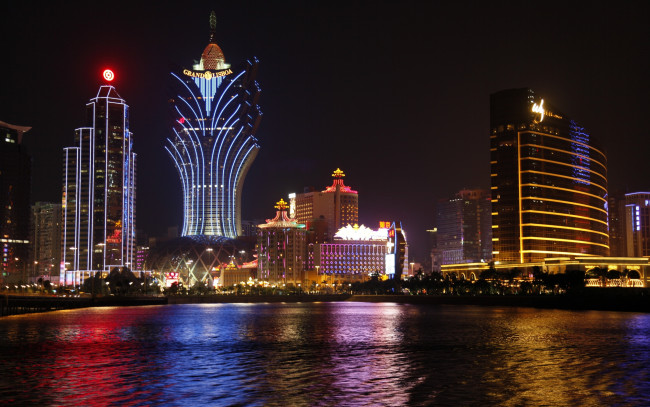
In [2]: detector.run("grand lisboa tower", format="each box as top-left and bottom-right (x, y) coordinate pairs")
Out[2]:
(166, 11), (261, 239)
(149, 12), (261, 287)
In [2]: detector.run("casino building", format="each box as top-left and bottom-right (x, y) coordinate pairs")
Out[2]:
(61, 73), (137, 285)
(166, 11), (262, 239)
(490, 88), (609, 264)
(289, 169), (359, 242)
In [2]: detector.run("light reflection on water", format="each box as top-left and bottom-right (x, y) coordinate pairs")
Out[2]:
(0, 303), (649, 406)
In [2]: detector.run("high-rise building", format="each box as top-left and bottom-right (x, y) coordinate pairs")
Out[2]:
(61, 71), (136, 285)
(607, 191), (627, 257)
(434, 189), (492, 265)
(490, 88), (609, 264)
(166, 11), (262, 239)
(623, 192), (650, 257)
(0, 121), (31, 282)
(290, 168), (359, 241)
(30, 202), (62, 280)
(257, 199), (306, 285)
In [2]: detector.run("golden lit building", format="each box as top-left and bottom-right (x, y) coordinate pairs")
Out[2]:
(490, 89), (609, 264)
(289, 169), (359, 241)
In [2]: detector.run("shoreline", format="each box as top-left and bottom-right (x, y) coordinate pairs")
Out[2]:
(3, 291), (649, 316)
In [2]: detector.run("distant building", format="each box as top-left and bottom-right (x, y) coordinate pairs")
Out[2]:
(490, 88), (609, 264)
(257, 199), (306, 285)
(608, 191), (627, 257)
(30, 202), (62, 280)
(433, 189), (492, 265)
(0, 120), (31, 282)
(623, 192), (650, 257)
(61, 74), (137, 285)
(290, 169), (359, 241)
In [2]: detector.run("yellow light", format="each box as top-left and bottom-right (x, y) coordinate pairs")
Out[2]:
(532, 99), (545, 122)
(522, 209), (608, 225)
(521, 236), (609, 249)
(519, 141), (606, 171)
(520, 170), (607, 192)
(520, 223), (609, 237)
(520, 156), (607, 181)
(520, 196), (607, 214)
(522, 131), (606, 159)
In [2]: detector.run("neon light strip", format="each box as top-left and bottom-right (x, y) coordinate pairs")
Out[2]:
(520, 223), (609, 237)
(521, 210), (608, 225)
(519, 156), (606, 181)
(520, 170), (606, 191)
(523, 130), (606, 158)
(520, 185), (606, 203)
(522, 236), (609, 249)
(519, 142), (606, 172)
(522, 250), (600, 257)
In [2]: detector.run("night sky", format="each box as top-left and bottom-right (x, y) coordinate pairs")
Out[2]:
(2, 1), (649, 261)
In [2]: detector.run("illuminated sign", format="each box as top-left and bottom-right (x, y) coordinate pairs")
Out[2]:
(103, 69), (115, 82)
(379, 221), (391, 229)
(166, 272), (179, 288)
(183, 68), (233, 80)
(532, 99), (545, 122)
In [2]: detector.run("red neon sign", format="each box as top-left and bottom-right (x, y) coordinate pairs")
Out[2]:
(103, 69), (115, 82)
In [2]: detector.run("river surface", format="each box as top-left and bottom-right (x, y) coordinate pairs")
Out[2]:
(1, 302), (649, 406)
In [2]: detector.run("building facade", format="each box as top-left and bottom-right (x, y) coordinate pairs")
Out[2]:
(30, 202), (62, 280)
(257, 199), (306, 285)
(434, 189), (492, 265)
(623, 192), (650, 257)
(61, 76), (136, 284)
(311, 222), (408, 281)
(166, 11), (262, 239)
(290, 169), (359, 241)
(0, 121), (31, 282)
(490, 89), (609, 264)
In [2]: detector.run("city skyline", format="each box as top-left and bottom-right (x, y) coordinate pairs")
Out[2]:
(2, 1), (649, 260)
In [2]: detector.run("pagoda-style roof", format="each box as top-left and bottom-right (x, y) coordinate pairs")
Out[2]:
(258, 199), (305, 229)
(322, 168), (357, 193)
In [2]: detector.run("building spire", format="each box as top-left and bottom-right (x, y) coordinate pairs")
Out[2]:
(209, 11), (217, 43)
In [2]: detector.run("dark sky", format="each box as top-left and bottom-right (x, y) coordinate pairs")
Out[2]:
(2, 1), (649, 261)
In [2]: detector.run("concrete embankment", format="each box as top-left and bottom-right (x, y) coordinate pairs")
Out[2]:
(0, 295), (167, 317)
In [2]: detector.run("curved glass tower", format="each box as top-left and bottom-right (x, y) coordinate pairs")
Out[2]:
(166, 12), (261, 239)
(490, 88), (609, 264)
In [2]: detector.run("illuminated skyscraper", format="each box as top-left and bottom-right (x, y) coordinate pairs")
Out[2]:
(166, 11), (262, 239)
(61, 71), (136, 284)
(0, 121), (31, 281)
(490, 88), (609, 264)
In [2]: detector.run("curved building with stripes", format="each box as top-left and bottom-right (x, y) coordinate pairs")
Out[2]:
(166, 11), (261, 239)
(490, 88), (608, 264)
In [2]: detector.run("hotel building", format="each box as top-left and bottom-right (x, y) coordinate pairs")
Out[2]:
(490, 88), (609, 264)
(257, 199), (306, 285)
(290, 169), (359, 241)
(61, 74), (136, 284)
(311, 222), (408, 281)
(166, 11), (262, 239)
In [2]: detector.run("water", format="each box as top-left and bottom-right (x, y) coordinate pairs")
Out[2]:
(1, 302), (649, 406)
